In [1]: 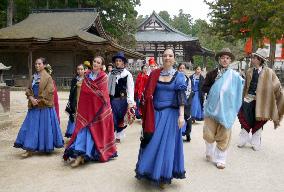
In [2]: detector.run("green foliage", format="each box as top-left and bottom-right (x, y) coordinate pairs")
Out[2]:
(205, 0), (284, 43)
(191, 18), (245, 68)
(205, 0), (284, 66)
(0, 0), (7, 27)
(172, 9), (192, 35)
(158, 9), (192, 35)
(158, 10), (171, 24)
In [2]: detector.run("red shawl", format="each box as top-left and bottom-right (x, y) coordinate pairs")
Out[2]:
(67, 71), (117, 162)
(142, 68), (162, 134)
(53, 80), (60, 124)
(135, 72), (149, 100)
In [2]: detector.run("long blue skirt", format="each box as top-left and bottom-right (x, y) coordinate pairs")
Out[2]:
(135, 108), (186, 184)
(64, 127), (117, 161)
(111, 98), (128, 133)
(135, 98), (142, 119)
(191, 92), (204, 120)
(65, 119), (75, 138)
(181, 122), (187, 136)
(14, 107), (64, 152)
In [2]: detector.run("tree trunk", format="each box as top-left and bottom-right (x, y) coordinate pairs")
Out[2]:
(65, 0), (68, 7)
(46, 0), (49, 9)
(269, 40), (276, 69)
(6, 0), (14, 27)
(77, 0), (81, 8)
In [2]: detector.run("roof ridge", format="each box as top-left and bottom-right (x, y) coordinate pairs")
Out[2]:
(31, 8), (96, 13)
(138, 11), (196, 40)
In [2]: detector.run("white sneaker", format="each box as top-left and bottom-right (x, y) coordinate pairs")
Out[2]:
(205, 141), (214, 161)
(115, 130), (126, 142)
(214, 147), (227, 169)
(251, 129), (262, 151)
(238, 129), (250, 148)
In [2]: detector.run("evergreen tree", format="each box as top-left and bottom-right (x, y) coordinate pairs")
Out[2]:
(205, 0), (284, 66)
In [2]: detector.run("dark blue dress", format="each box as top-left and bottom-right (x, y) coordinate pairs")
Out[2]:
(135, 72), (186, 184)
(191, 78), (204, 120)
(14, 83), (64, 152)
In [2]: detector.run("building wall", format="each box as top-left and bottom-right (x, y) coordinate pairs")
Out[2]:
(0, 50), (91, 87)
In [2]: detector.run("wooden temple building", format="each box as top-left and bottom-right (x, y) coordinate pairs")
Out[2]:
(135, 11), (214, 66)
(0, 8), (144, 87)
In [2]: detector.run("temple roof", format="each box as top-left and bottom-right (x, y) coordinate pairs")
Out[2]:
(0, 9), (105, 42)
(136, 11), (198, 43)
(0, 9), (144, 59)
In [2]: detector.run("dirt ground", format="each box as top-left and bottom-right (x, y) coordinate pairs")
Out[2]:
(0, 91), (284, 192)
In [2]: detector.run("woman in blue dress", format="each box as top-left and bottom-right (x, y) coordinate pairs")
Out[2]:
(65, 63), (86, 138)
(178, 63), (192, 142)
(14, 57), (64, 157)
(135, 49), (187, 188)
(190, 66), (205, 123)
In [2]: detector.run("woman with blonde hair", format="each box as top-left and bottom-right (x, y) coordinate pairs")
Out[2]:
(64, 56), (117, 167)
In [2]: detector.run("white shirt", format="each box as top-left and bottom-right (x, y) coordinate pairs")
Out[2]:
(115, 69), (135, 105)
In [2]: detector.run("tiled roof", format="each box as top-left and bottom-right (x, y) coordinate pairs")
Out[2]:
(0, 10), (106, 42)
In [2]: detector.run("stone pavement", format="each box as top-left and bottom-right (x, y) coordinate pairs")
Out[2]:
(0, 91), (283, 192)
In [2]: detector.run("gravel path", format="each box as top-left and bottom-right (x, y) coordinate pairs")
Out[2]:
(0, 91), (283, 192)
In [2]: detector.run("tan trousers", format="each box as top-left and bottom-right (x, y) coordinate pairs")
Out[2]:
(203, 117), (232, 151)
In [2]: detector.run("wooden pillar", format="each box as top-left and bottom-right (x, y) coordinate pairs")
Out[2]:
(154, 44), (158, 62)
(6, 0), (14, 27)
(173, 44), (176, 55)
(28, 50), (33, 81)
(73, 51), (77, 72)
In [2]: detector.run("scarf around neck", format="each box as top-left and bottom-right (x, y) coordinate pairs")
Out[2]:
(216, 65), (229, 80)
(108, 67), (125, 96)
(160, 67), (176, 76)
(32, 73), (41, 86)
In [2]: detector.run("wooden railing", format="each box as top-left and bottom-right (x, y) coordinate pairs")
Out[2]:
(54, 76), (73, 89)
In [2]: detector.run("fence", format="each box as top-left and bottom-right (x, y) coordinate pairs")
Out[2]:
(54, 76), (73, 89)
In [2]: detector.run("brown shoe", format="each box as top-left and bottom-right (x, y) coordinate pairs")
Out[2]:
(159, 183), (166, 189)
(115, 139), (121, 143)
(71, 156), (84, 168)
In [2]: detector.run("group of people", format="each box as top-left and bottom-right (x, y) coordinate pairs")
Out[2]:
(13, 47), (284, 189)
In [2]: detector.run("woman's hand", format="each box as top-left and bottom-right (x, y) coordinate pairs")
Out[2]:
(178, 115), (185, 129)
(29, 96), (38, 106)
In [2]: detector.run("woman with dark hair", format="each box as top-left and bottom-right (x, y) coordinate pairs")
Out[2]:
(190, 66), (205, 123)
(108, 52), (135, 143)
(134, 65), (149, 119)
(65, 63), (86, 138)
(177, 63), (192, 142)
(14, 57), (64, 157)
(106, 63), (114, 75)
(64, 56), (117, 167)
(135, 49), (186, 188)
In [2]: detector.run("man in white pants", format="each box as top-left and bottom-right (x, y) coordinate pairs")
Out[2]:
(202, 48), (244, 169)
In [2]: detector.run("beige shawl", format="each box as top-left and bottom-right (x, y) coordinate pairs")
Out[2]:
(243, 67), (284, 128)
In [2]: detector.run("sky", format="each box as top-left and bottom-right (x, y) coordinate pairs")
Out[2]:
(135, 0), (211, 22)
